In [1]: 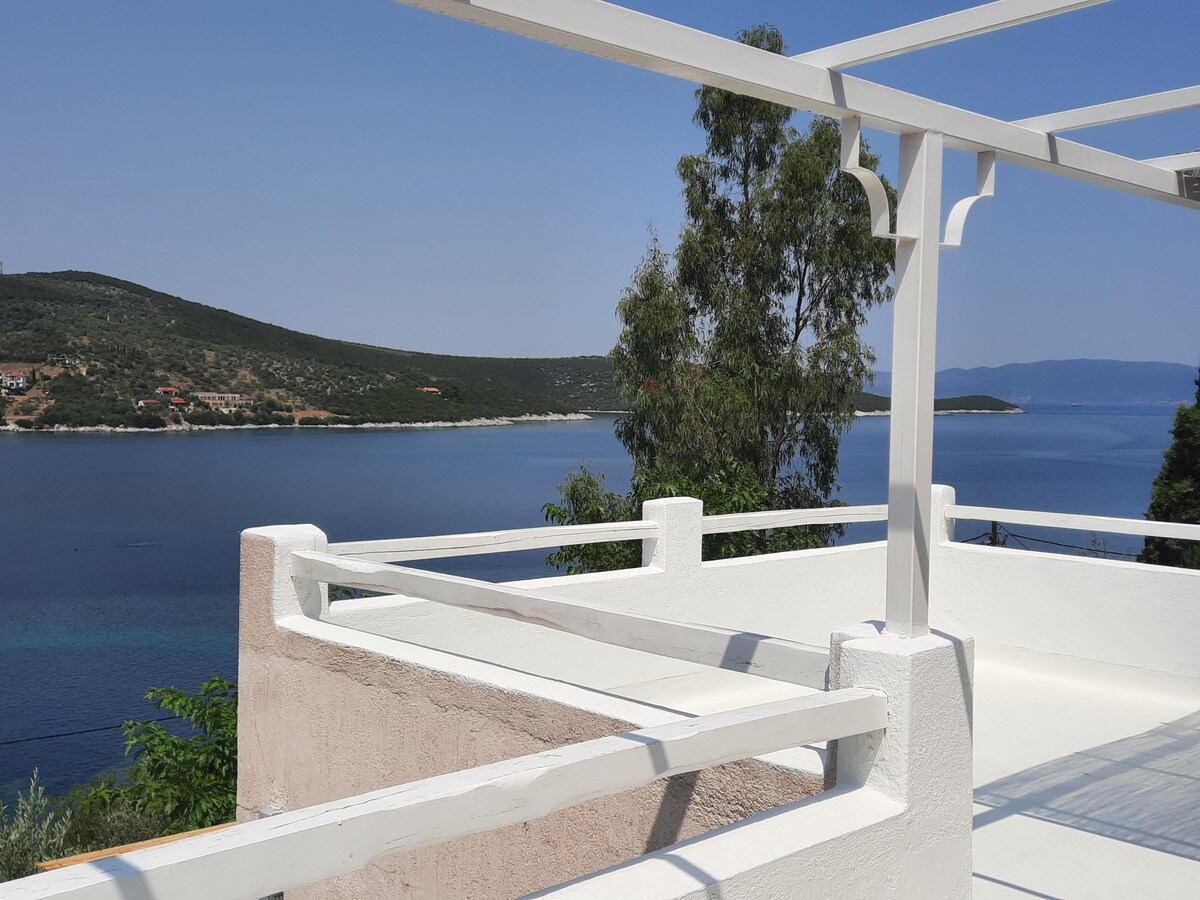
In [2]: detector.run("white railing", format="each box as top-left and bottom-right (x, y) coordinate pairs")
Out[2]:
(7, 689), (886, 900)
(296, 550), (832, 688)
(328, 520), (657, 562)
(702, 504), (888, 535)
(946, 504), (1200, 543)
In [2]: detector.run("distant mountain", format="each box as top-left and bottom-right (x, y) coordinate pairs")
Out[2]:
(870, 359), (1197, 406)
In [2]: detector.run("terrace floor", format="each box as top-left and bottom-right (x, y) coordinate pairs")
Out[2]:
(971, 643), (1200, 899)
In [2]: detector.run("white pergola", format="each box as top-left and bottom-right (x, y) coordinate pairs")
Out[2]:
(395, 0), (1200, 638)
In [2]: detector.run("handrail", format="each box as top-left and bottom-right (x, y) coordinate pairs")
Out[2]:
(294, 550), (832, 689)
(7, 689), (886, 900)
(945, 504), (1200, 542)
(702, 504), (888, 535)
(328, 520), (657, 562)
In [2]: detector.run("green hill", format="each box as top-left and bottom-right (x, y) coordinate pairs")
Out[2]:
(0, 271), (1017, 428)
(0, 271), (620, 427)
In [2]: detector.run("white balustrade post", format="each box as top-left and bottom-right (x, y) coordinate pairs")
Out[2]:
(238, 524), (329, 822)
(640, 497), (704, 574)
(831, 621), (974, 899)
(885, 129), (944, 638)
(931, 484), (957, 544)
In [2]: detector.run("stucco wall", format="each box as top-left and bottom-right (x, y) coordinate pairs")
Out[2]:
(238, 527), (822, 899)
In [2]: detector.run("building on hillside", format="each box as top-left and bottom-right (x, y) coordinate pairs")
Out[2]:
(416, 386), (442, 394)
(2, 372), (30, 394)
(47, 355), (85, 367)
(155, 386), (182, 397)
(194, 392), (252, 412)
(169, 397), (188, 408)
(136, 399), (161, 410)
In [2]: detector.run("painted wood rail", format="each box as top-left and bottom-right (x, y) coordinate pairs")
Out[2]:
(702, 504), (889, 535)
(6, 689), (886, 900)
(328, 520), (657, 562)
(946, 504), (1200, 542)
(293, 550), (832, 689)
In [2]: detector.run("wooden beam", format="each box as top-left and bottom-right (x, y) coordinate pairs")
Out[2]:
(1144, 150), (1200, 171)
(393, 0), (1195, 208)
(37, 823), (236, 872)
(293, 550), (832, 688)
(794, 0), (1107, 69)
(1015, 85), (1200, 133)
(329, 520), (656, 562)
(946, 504), (1200, 542)
(702, 505), (888, 535)
(8, 690), (886, 900)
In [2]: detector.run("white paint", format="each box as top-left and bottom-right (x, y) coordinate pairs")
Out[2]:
(533, 625), (975, 899)
(395, 0), (1195, 208)
(327, 519), (656, 562)
(884, 130), (943, 639)
(947, 502), (1200, 542)
(294, 548), (831, 688)
(1015, 84), (1200, 132)
(793, 0), (1108, 69)
(941, 151), (996, 248)
(840, 116), (900, 239)
(1144, 149), (1200, 170)
(4, 690), (883, 900)
(701, 503), (887, 534)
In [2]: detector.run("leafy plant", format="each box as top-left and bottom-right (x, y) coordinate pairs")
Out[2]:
(0, 772), (72, 881)
(1141, 369), (1200, 568)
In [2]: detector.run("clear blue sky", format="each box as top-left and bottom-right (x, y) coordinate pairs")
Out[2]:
(2, 1), (1196, 370)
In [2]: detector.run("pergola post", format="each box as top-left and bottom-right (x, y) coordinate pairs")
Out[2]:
(884, 130), (944, 638)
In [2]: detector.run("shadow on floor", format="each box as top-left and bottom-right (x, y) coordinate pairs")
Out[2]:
(974, 708), (1200, 862)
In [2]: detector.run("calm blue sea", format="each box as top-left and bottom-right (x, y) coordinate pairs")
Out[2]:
(0, 405), (1179, 796)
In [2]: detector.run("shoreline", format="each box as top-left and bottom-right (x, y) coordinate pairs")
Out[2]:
(855, 407), (1025, 417)
(0, 412), (593, 435)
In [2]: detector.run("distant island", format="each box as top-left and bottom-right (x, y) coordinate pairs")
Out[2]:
(0, 271), (1017, 430)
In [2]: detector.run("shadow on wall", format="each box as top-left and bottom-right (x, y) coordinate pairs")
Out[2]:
(974, 709), (1200, 861)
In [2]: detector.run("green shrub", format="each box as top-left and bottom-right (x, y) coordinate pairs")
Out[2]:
(0, 772), (72, 882)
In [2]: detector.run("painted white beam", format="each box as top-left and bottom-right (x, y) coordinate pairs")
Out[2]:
(1015, 85), (1200, 133)
(1144, 150), (1200, 171)
(393, 0), (1196, 209)
(6, 688), (887, 900)
(793, 0), (1107, 70)
(946, 504), (1200, 542)
(294, 550), (833, 687)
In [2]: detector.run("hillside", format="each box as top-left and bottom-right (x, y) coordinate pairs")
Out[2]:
(0, 271), (620, 427)
(0, 271), (1016, 429)
(871, 359), (1197, 406)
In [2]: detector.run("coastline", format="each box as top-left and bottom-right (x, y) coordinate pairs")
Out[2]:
(855, 407), (1025, 417)
(0, 412), (593, 435)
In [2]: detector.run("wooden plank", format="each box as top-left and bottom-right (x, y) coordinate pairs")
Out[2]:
(328, 520), (657, 562)
(293, 550), (832, 688)
(794, 0), (1107, 69)
(393, 0), (1195, 209)
(702, 505), (888, 535)
(1015, 85), (1200, 133)
(8, 689), (885, 900)
(36, 823), (236, 872)
(946, 504), (1200, 542)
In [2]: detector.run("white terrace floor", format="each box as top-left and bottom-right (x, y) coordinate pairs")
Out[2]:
(969, 644), (1200, 899)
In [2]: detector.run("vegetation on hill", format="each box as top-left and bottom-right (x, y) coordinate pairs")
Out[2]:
(0, 271), (618, 428)
(1141, 370), (1200, 569)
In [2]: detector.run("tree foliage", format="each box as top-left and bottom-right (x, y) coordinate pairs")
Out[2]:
(1141, 370), (1200, 568)
(546, 25), (895, 571)
(0, 772), (72, 882)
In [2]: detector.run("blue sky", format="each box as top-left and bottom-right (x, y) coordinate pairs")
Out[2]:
(2, 1), (1196, 370)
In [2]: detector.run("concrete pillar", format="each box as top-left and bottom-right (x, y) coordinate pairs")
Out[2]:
(640, 497), (703, 574)
(831, 621), (974, 899)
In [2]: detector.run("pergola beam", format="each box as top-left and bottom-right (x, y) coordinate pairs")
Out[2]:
(793, 0), (1107, 70)
(1015, 85), (1200, 133)
(396, 0), (1196, 209)
(1143, 150), (1200, 171)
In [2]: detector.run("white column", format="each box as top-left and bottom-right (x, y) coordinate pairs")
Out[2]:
(885, 130), (944, 638)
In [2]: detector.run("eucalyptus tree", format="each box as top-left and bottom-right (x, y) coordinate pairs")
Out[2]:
(545, 25), (895, 571)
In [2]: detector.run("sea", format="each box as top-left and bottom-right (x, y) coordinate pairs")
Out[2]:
(0, 405), (1181, 797)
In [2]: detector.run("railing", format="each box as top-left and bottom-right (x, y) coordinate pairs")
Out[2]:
(297, 550), (832, 688)
(946, 504), (1200, 544)
(328, 520), (658, 562)
(702, 504), (888, 535)
(8, 688), (886, 900)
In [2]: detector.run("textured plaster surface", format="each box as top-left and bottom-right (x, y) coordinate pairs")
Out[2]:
(239, 527), (822, 899)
